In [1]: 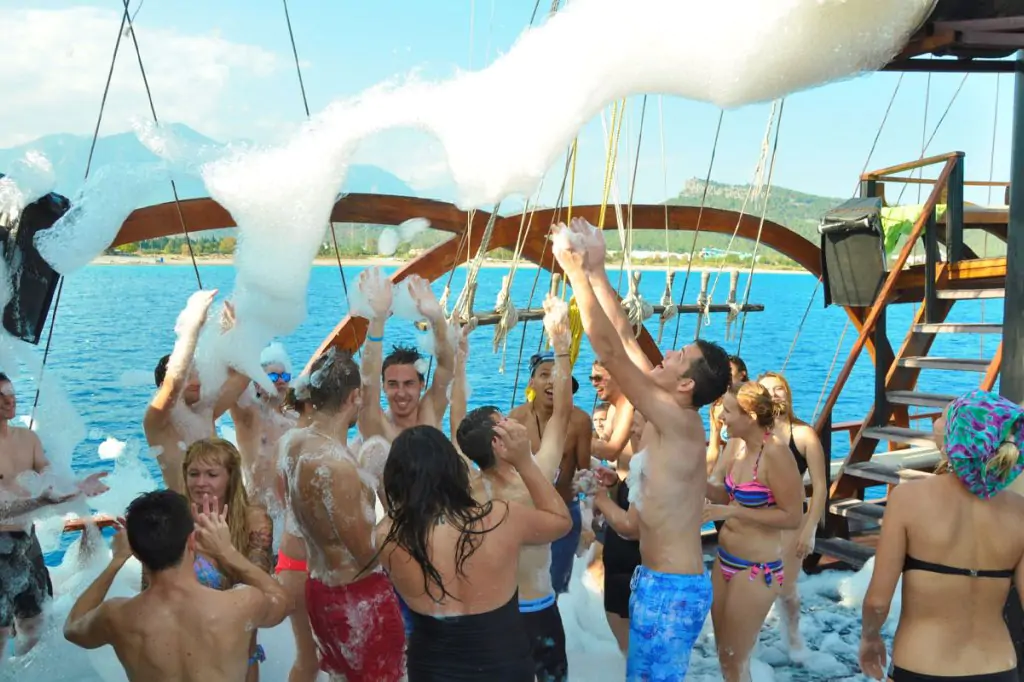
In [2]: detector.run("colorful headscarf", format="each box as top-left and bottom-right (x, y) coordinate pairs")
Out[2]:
(945, 389), (1024, 499)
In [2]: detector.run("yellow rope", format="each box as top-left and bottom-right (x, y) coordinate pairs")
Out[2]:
(598, 99), (626, 229)
(566, 138), (578, 224)
(568, 295), (584, 367)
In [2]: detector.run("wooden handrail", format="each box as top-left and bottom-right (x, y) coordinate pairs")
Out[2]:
(874, 178), (1008, 188)
(862, 152), (962, 180)
(814, 156), (960, 436)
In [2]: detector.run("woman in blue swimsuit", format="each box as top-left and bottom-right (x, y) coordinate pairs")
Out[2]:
(705, 382), (804, 682)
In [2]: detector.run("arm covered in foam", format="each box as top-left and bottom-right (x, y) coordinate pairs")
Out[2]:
(244, 506), (274, 575)
(535, 294), (573, 480)
(145, 290), (215, 426)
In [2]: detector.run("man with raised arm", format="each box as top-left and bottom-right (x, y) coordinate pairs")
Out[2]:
(551, 218), (732, 681)
(508, 350), (592, 597)
(355, 268), (456, 440)
(0, 371), (109, 664)
(229, 342), (298, 508)
(280, 348), (406, 682)
(455, 294), (574, 682)
(63, 490), (288, 682)
(144, 290), (252, 493)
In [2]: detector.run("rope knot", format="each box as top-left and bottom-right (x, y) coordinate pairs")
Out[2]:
(621, 271), (653, 337)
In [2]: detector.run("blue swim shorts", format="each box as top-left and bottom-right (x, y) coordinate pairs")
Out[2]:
(626, 565), (712, 681)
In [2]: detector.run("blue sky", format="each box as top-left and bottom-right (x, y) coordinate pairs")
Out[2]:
(2, 0), (1017, 206)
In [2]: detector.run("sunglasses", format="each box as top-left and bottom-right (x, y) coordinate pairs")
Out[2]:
(589, 375), (603, 383)
(267, 372), (292, 383)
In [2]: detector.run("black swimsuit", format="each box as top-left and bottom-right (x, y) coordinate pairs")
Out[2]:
(888, 557), (1016, 682)
(603, 480), (642, 618)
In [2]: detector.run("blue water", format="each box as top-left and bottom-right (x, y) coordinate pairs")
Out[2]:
(21, 263), (1002, 563)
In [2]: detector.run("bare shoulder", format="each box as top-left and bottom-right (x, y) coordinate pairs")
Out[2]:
(507, 404), (529, 422)
(570, 408), (591, 426)
(792, 423), (821, 444)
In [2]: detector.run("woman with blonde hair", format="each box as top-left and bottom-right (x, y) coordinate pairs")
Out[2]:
(757, 370), (828, 654)
(705, 381), (804, 682)
(181, 437), (274, 681)
(860, 389), (1024, 682)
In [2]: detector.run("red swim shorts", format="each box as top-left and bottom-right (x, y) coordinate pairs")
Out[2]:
(275, 552), (307, 574)
(305, 570), (406, 681)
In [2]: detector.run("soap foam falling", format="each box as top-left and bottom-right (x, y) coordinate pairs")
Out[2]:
(390, 279), (421, 322)
(0, 151), (55, 221)
(377, 228), (399, 257)
(96, 437), (126, 461)
(34, 164), (163, 275)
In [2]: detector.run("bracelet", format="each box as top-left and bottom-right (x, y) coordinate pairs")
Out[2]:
(366, 334), (384, 343)
(555, 353), (570, 358)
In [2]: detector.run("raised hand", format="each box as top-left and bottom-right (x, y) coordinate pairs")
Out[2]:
(193, 494), (233, 560)
(570, 217), (606, 268)
(110, 517), (133, 563)
(218, 299), (236, 333)
(77, 471), (110, 497)
(593, 465), (618, 488)
(550, 222), (586, 277)
(407, 276), (443, 321)
(542, 293), (570, 354)
(357, 266), (393, 319)
(175, 289), (218, 336)
(492, 418), (532, 468)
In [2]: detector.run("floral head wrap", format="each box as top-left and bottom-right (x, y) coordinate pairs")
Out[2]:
(944, 389), (1024, 499)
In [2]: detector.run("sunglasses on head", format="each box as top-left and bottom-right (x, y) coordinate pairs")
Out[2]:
(267, 372), (292, 383)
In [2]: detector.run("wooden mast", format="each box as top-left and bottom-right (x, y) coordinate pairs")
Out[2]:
(1001, 50), (1024, 404)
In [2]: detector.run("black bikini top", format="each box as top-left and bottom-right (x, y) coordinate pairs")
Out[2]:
(904, 555), (1014, 579)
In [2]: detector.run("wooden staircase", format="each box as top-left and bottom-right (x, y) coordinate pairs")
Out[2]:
(811, 152), (1007, 570)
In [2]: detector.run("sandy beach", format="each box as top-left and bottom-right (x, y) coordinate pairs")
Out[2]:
(90, 253), (809, 274)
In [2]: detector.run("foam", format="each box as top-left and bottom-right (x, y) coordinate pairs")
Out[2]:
(349, 266), (390, 321)
(390, 278), (421, 322)
(96, 437), (126, 461)
(377, 227), (399, 257)
(34, 164), (162, 275)
(259, 341), (293, 376)
(0, 151), (55, 222)
(116, 369), (154, 388)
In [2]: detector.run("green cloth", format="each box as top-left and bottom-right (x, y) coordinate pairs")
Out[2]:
(880, 204), (947, 255)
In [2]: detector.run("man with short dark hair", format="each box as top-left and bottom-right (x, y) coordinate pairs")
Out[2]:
(552, 218), (732, 681)
(281, 348), (407, 682)
(144, 291), (251, 493)
(0, 372), (108, 663)
(63, 490), (288, 682)
(508, 350), (592, 597)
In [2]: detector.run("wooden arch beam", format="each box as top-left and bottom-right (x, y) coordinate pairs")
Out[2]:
(109, 193), (873, 373)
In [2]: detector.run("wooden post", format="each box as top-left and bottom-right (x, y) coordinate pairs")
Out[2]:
(946, 154), (965, 264)
(1001, 50), (1024, 682)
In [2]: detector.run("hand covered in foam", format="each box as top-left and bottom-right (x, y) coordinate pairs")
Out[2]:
(175, 289), (218, 337)
(355, 267), (392, 319)
(573, 469), (601, 497)
(542, 293), (570, 354)
(549, 222), (587, 277)
(77, 472), (110, 498)
(492, 418), (532, 469)
(454, 323), (471, 363)
(407, 275), (443, 321)
(218, 300), (236, 333)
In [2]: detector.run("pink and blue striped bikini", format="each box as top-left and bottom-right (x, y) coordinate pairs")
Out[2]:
(718, 444), (785, 587)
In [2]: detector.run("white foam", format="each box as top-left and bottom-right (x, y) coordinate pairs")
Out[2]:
(260, 341), (293, 376)
(96, 437), (126, 461)
(390, 278), (421, 322)
(377, 227), (399, 257)
(34, 164), (163, 275)
(398, 217), (430, 242)
(0, 151), (55, 224)
(116, 369), (153, 388)
(89, 440), (158, 516)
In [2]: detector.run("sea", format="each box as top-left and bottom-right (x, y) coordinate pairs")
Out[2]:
(0, 263), (1003, 681)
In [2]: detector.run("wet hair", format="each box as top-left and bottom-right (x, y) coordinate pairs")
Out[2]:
(757, 371), (806, 425)
(683, 340), (733, 409)
(154, 354), (171, 388)
(0, 373), (9, 384)
(729, 355), (748, 382)
(455, 406), (501, 470)
(283, 387), (308, 413)
(307, 349), (361, 412)
(182, 438), (251, 553)
(380, 425), (502, 603)
(382, 345), (425, 383)
(733, 381), (777, 430)
(125, 490), (194, 572)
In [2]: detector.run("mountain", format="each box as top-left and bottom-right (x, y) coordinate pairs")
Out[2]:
(0, 125), (419, 239)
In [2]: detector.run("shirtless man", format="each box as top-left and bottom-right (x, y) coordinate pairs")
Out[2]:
(144, 290), (252, 493)
(456, 294), (573, 682)
(0, 372), (109, 662)
(229, 342), (297, 508)
(63, 490), (288, 682)
(355, 268), (455, 441)
(552, 217), (732, 681)
(509, 351), (591, 596)
(279, 348), (405, 682)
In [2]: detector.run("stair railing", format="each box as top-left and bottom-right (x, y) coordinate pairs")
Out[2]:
(813, 153), (963, 437)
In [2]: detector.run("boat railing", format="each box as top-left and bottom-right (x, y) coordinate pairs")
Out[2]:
(813, 152), (964, 439)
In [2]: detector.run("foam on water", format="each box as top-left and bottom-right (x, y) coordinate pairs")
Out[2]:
(34, 164), (163, 275)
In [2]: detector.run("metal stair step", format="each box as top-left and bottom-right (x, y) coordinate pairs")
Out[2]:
(913, 322), (1003, 334)
(829, 499), (887, 522)
(886, 390), (958, 408)
(861, 425), (938, 447)
(897, 356), (991, 372)
(843, 459), (936, 485)
(936, 288), (1005, 300)
(815, 537), (876, 568)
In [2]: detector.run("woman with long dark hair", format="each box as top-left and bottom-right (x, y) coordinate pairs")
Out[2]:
(860, 390), (1024, 681)
(376, 423), (571, 681)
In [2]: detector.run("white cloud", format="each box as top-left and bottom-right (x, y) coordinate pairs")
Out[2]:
(0, 7), (288, 147)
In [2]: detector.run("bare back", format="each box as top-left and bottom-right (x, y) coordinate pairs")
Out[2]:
(889, 475), (1024, 674)
(102, 582), (263, 682)
(281, 428), (377, 586)
(230, 400), (296, 506)
(379, 501), (521, 617)
(0, 426), (47, 532)
(481, 471), (553, 601)
(632, 411), (708, 575)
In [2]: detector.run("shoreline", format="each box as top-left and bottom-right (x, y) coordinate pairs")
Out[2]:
(90, 254), (810, 275)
